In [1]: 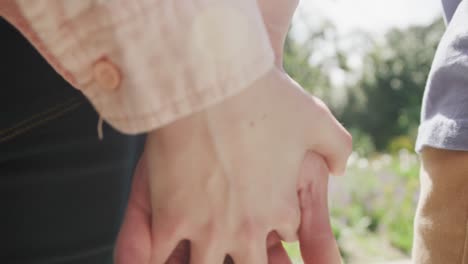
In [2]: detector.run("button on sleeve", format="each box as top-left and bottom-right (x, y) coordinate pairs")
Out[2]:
(93, 58), (121, 92)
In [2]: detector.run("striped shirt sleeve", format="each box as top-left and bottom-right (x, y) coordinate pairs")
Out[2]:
(9, 0), (274, 133)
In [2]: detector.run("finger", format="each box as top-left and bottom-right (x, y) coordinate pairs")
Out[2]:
(189, 239), (226, 264)
(267, 232), (293, 264)
(231, 238), (268, 264)
(308, 98), (352, 176)
(268, 243), (292, 264)
(298, 153), (341, 264)
(115, 158), (152, 264)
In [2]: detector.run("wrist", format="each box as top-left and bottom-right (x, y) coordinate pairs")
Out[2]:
(148, 67), (293, 155)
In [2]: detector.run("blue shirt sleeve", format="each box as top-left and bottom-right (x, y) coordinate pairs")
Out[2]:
(416, 0), (468, 152)
(442, 0), (462, 23)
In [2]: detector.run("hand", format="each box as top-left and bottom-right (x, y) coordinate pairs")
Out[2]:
(115, 0), (350, 262)
(267, 152), (342, 264)
(115, 150), (341, 264)
(114, 65), (350, 264)
(114, 154), (287, 264)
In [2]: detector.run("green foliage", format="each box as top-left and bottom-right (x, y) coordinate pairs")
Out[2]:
(349, 128), (376, 157)
(284, 22), (348, 106)
(331, 151), (420, 259)
(285, 152), (420, 262)
(388, 135), (415, 155)
(340, 19), (445, 150)
(281, 17), (443, 262)
(283, 30), (330, 100)
(284, 18), (444, 152)
(283, 242), (302, 262)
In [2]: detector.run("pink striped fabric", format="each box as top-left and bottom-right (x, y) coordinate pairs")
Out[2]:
(13, 0), (274, 133)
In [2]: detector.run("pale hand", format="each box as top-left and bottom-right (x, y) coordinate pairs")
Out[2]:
(115, 148), (342, 264)
(115, 0), (350, 262)
(115, 66), (350, 264)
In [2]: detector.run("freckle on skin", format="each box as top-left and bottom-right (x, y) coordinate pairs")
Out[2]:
(261, 114), (267, 120)
(249, 121), (255, 127)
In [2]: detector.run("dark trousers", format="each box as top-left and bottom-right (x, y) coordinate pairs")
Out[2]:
(0, 18), (145, 264)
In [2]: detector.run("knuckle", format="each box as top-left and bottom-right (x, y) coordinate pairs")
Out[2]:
(198, 219), (221, 241)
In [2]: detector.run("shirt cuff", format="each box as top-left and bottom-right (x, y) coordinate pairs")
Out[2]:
(15, 0), (275, 134)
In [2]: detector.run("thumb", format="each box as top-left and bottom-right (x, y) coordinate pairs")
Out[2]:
(298, 152), (341, 264)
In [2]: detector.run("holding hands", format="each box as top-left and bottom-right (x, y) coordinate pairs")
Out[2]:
(116, 0), (351, 263)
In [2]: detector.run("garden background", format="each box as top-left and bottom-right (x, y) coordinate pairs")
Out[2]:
(283, 1), (444, 263)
